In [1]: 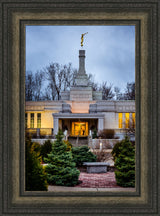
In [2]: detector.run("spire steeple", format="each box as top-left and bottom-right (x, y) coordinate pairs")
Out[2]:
(78, 50), (86, 74)
(75, 50), (88, 86)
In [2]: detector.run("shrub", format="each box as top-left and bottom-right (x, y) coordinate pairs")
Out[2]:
(111, 136), (135, 187)
(40, 140), (52, 162)
(92, 129), (97, 139)
(25, 136), (48, 191)
(72, 146), (96, 167)
(111, 141), (124, 161)
(98, 129), (115, 139)
(63, 140), (72, 151)
(44, 130), (80, 186)
(31, 142), (41, 154)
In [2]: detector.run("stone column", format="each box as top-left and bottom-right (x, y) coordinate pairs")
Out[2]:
(53, 116), (59, 135)
(129, 113), (132, 128)
(37, 128), (40, 138)
(98, 118), (104, 132)
(79, 50), (86, 74)
(116, 113), (119, 129)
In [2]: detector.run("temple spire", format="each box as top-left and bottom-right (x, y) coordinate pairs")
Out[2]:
(78, 50), (86, 74)
(74, 50), (88, 86)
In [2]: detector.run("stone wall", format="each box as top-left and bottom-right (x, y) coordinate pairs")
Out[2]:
(70, 87), (93, 101)
(89, 100), (135, 113)
(61, 91), (70, 100)
(104, 112), (118, 129)
(32, 139), (56, 145)
(71, 101), (95, 113)
(92, 91), (102, 100)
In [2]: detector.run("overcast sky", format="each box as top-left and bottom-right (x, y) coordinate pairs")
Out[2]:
(26, 25), (135, 92)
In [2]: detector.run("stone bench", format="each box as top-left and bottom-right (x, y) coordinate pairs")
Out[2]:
(83, 162), (110, 173)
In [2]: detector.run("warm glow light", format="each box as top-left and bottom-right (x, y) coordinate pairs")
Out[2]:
(71, 122), (88, 136)
(132, 113), (135, 128)
(118, 113), (123, 129)
(100, 142), (102, 151)
(125, 113), (130, 129)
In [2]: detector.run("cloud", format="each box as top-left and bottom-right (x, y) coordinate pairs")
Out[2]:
(26, 25), (135, 91)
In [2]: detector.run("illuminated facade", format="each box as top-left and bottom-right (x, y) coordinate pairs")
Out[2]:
(25, 50), (135, 139)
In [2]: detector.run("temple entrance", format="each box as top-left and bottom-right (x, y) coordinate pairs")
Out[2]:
(71, 122), (88, 136)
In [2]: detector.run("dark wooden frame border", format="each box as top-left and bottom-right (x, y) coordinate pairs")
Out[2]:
(0, 0), (159, 215)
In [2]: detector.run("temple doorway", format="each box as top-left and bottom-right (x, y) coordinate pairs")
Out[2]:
(71, 122), (88, 136)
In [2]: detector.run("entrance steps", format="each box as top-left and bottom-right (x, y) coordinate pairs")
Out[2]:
(68, 136), (88, 147)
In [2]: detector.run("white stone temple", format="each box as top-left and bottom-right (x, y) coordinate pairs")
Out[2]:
(25, 49), (135, 142)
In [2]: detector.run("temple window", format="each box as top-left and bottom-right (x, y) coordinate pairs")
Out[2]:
(132, 113), (135, 128)
(125, 113), (130, 129)
(30, 113), (34, 128)
(118, 113), (123, 129)
(37, 113), (41, 128)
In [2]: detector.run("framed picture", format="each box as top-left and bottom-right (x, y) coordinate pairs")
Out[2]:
(25, 25), (136, 192)
(0, 0), (159, 215)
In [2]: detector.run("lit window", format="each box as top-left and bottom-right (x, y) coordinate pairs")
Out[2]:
(125, 113), (130, 129)
(37, 113), (41, 128)
(132, 113), (135, 128)
(71, 122), (88, 136)
(25, 113), (27, 128)
(118, 113), (123, 128)
(30, 113), (34, 128)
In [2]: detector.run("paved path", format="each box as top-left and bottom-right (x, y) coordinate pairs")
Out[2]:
(75, 172), (121, 188)
(48, 172), (135, 192)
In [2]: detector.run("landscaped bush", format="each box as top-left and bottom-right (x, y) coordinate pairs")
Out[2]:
(25, 135), (48, 191)
(98, 129), (115, 139)
(111, 141), (124, 161)
(92, 128), (97, 139)
(72, 146), (96, 167)
(31, 142), (41, 154)
(63, 140), (72, 151)
(111, 136), (135, 187)
(44, 130), (80, 186)
(40, 140), (52, 162)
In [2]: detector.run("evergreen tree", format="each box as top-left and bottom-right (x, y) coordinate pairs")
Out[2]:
(44, 130), (80, 186)
(25, 135), (48, 191)
(40, 140), (52, 162)
(72, 146), (96, 167)
(92, 129), (97, 139)
(112, 136), (135, 187)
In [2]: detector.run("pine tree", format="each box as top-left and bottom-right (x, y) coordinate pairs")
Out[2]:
(25, 135), (48, 191)
(113, 136), (135, 187)
(44, 130), (80, 186)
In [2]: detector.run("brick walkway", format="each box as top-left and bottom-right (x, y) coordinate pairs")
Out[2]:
(75, 172), (122, 188)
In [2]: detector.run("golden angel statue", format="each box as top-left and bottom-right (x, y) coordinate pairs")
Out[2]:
(81, 32), (88, 47)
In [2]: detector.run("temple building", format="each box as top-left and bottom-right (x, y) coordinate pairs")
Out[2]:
(25, 50), (135, 142)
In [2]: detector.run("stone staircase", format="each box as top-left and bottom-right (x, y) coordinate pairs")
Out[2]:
(68, 136), (88, 147)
